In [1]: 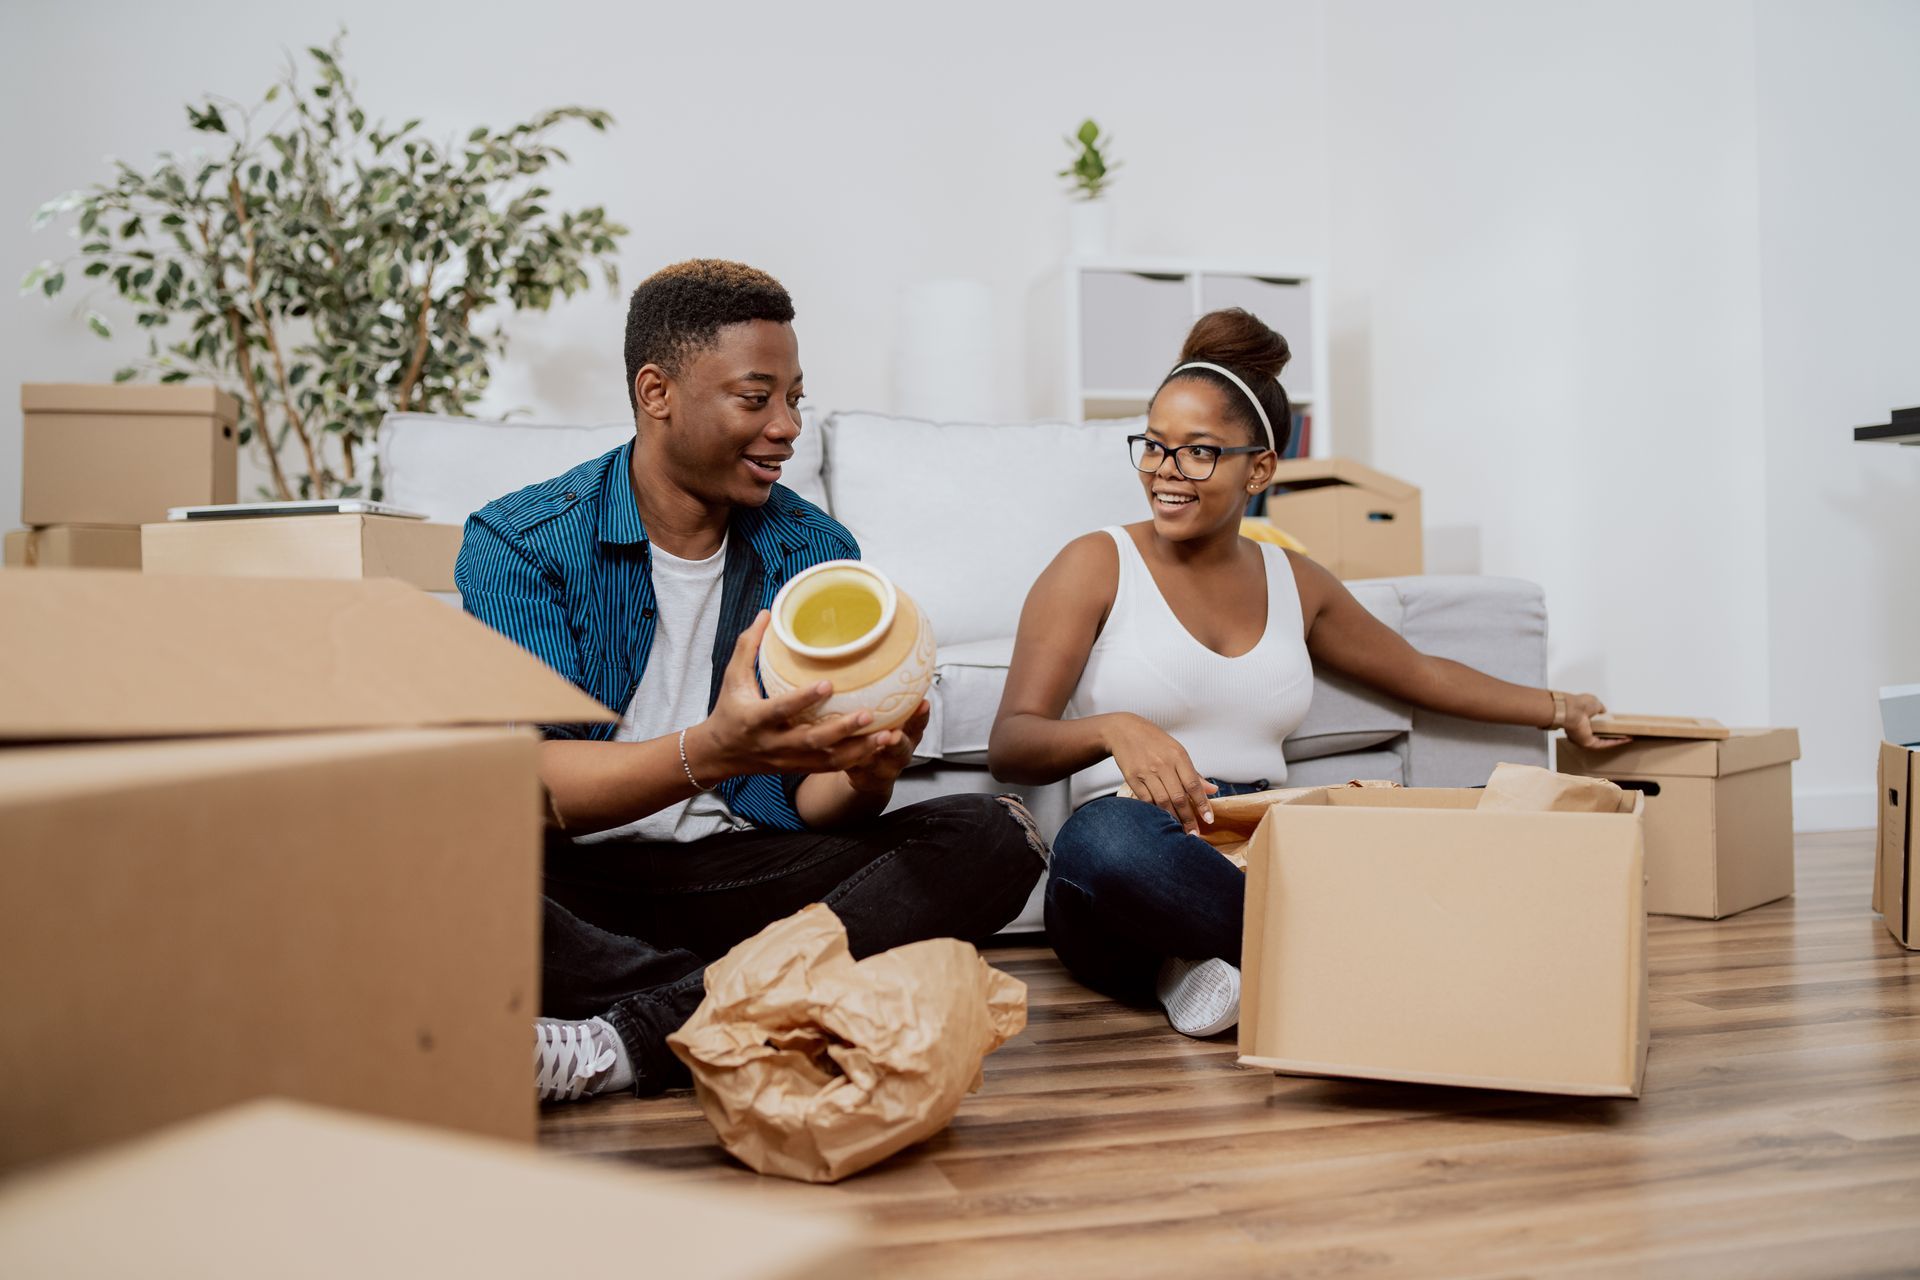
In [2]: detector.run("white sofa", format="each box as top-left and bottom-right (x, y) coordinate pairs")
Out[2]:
(382, 408), (1549, 930)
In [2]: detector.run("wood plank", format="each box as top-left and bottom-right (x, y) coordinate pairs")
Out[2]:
(542, 830), (1920, 1277)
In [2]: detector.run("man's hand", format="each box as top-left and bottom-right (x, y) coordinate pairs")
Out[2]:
(686, 611), (889, 781)
(843, 700), (931, 798)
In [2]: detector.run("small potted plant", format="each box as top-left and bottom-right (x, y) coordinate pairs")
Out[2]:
(1058, 118), (1119, 256)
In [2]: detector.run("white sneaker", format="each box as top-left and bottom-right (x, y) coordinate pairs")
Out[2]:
(1156, 957), (1241, 1038)
(534, 1017), (629, 1103)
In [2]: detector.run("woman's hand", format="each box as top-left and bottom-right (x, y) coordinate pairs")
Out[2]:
(1102, 713), (1218, 835)
(1563, 692), (1631, 750)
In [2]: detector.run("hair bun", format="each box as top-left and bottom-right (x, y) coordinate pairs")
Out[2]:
(1178, 308), (1290, 382)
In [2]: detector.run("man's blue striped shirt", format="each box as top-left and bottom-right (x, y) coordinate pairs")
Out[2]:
(454, 439), (860, 831)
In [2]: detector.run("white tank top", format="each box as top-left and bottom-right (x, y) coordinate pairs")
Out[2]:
(1067, 527), (1314, 809)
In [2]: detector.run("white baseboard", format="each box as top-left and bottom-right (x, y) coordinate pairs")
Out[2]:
(1795, 786), (1877, 833)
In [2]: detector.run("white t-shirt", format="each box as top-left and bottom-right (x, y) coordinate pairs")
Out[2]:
(572, 536), (750, 845)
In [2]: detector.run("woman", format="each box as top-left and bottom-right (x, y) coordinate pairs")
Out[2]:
(987, 308), (1625, 1038)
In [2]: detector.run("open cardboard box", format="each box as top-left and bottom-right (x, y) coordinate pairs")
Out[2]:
(0, 1101), (865, 1280)
(0, 570), (613, 1173)
(1875, 742), (1918, 950)
(1558, 722), (1800, 919)
(1240, 785), (1648, 1097)
(1263, 457), (1422, 580)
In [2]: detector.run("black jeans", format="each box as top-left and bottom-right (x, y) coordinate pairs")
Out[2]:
(540, 793), (1045, 1094)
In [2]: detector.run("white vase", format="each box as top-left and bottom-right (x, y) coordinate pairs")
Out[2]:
(1068, 199), (1111, 257)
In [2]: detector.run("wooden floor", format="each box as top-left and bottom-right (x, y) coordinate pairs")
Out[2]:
(541, 831), (1920, 1278)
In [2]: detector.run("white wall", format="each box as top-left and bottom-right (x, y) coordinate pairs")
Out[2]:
(1322, 0), (1918, 826)
(0, 0), (1327, 526)
(1325, 0), (1774, 733)
(1754, 0), (1920, 828)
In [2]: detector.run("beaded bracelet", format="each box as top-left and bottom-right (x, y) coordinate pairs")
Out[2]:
(678, 727), (709, 792)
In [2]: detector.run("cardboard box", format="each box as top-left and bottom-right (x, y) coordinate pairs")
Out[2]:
(1264, 457), (1423, 580)
(0, 570), (613, 1172)
(0, 1101), (866, 1280)
(1557, 726), (1800, 919)
(1875, 741), (1918, 949)
(143, 513), (463, 591)
(4, 523), (143, 569)
(1240, 786), (1647, 1096)
(22, 383), (239, 526)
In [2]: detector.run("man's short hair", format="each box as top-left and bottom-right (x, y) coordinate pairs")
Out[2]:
(623, 259), (795, 410)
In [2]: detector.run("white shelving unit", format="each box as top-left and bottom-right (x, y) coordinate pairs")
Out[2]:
(1029, 255), (1331, 457)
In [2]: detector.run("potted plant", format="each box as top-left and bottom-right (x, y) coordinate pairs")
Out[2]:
(1057, 118), (1119, 257)
(22, 33), (627, 500)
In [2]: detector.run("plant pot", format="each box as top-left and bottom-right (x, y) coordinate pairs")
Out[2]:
(759, 561), (936, 734)
(1068, 199), (1111, 257)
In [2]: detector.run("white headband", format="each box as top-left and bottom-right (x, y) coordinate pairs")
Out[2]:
(1169, 361), (1276, 452)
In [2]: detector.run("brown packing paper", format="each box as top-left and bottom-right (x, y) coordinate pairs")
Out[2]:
(669, 904), (1026, 1184)
(1479, 761), (1626, 813)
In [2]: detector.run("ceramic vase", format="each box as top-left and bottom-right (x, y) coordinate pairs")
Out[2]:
(759, 560), (936, 734)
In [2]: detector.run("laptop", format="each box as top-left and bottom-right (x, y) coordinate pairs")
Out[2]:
(166, 500), (428, 522)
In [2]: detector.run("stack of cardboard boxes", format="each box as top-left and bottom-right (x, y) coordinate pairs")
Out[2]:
(6, 383), (240, 570)
(7, 382), (464, 590)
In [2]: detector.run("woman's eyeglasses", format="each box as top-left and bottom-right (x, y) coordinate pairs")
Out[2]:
(1128, 434), (1268, 481)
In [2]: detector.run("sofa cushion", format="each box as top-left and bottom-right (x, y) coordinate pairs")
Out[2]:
(823, 412), (1146, 646)
(1282, 579), (1412, 762)
(923, 636), (1018, 762)
(377, 405), (829, 525)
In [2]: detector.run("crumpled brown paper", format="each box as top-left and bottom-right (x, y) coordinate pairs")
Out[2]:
(666, 904), (1027, 1183)
(1478, 761), (1625, 813)
(1116, 779), (1402, 869)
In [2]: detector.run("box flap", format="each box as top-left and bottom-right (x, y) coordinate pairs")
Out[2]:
(1268, 457), (1419, 502)
(22, 382), (240, 423)
(1588, 713), (1729, 740)
(0, 570), (613, 741)
(0, 1100), (865, 1277)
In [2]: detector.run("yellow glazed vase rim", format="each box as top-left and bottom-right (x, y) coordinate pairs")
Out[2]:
(768, 559), (899, 661)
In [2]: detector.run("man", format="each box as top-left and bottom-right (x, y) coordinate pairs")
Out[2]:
(457, 259), (1044, 1102)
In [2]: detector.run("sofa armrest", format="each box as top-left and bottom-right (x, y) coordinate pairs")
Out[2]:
(1373, 574), (1549, 786)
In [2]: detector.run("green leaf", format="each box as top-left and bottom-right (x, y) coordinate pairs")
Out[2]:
(468, 126), (488, 142)
(113, 367), (138, 383)
(159, 370), (189, 383)
(86, 311), (112, 338)
(83, 262), (109, 277)
(19, 264), (48, 293)
(42, 271), (65, 297)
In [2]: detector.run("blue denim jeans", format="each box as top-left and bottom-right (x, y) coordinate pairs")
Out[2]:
(1044, 781), (1268, 1004)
